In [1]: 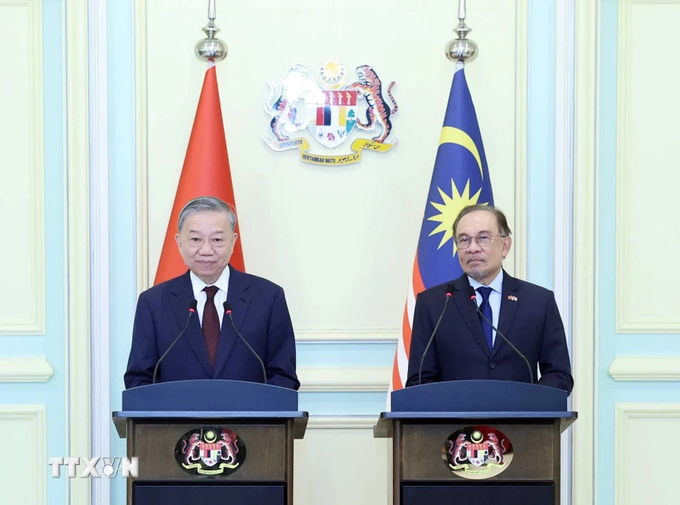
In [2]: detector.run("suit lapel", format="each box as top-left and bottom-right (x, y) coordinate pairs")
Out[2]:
(170, 271), (214, 376)
(490, 271), (520, 358)
(213, 265), (252, 378)
(452, 275), (491, 357)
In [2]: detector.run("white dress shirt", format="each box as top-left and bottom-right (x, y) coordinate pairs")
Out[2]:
(189, 268), (231, 328)
(467, 269), (503, 345)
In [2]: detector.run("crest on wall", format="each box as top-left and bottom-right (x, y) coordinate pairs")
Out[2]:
(264, 58), (398, 166)
(442, 426), (514, 479)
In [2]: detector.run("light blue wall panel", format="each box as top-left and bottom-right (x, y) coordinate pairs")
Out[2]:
(0, 0), (67, 502)
(527, 0), (556, 289)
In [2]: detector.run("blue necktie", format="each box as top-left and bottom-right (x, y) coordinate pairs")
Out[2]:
(477, 287), (493, 350)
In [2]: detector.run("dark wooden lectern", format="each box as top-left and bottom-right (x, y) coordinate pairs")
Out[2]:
(113, 380), (308, 505)
(375, 380), (576, 505)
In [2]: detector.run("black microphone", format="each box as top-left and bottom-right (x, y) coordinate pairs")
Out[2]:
(223, 301), (267, 385)
(467, 286), (534, 384)
(152, 300), (198, 384)
(418, 283), (455, 386)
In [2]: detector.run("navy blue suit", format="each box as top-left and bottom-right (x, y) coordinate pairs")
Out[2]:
(405, 272), (573, 394)
(124, 266), (299, 390)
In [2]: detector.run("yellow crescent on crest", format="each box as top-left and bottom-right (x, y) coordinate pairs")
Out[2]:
(439, 126), (484, 181)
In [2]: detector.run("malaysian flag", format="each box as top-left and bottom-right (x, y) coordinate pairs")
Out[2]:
(390, 64), (495, 393)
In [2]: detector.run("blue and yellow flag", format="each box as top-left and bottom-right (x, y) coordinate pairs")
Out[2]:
(391, 65), (494, 390)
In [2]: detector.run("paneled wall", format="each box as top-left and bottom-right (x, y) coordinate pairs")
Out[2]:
(583, 0), (680, 504)
(118, 1), (526, 503)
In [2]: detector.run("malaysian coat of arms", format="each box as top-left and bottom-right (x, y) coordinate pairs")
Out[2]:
(442, 426), (514, 479)
(264, 58), (398, 166)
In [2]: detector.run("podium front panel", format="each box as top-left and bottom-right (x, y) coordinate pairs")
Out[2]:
(131, 421), (287, 481)
(402, 483), (555, 505)
(400, 420), (559, 481)
(133, 484), (284, 505)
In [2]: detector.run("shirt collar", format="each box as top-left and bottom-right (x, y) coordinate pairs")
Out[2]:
(467, 269), (504, 294)
(189, 266), (231, 299)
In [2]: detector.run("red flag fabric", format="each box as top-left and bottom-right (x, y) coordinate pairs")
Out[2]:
(153, 63), (245, 285)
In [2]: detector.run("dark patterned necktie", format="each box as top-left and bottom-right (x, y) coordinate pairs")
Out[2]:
(477, 286), (494, 350)
(202, 286), (220, 368)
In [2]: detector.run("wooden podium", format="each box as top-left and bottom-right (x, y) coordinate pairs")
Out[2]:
(113, 380), (308, 505)
(375, 381), (576, 505)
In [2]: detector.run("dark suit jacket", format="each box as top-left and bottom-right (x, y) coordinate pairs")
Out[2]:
(124, 266), (299, 390)
(405, 272), (573, 394)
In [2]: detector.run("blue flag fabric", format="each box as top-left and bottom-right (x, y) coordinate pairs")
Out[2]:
(417, 66), (495, 289)
(391, 65), (496, 392)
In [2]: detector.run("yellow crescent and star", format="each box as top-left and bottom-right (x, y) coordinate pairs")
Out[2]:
(427, 126), (488, 257)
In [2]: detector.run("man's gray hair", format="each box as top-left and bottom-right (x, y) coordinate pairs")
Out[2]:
(177, 196), (237, 232)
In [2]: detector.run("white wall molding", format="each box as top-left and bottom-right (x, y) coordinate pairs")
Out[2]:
(513, 0), (529, 280)
(0, 357), (53, 383)
(0, 405), (46, 505)
(0, 0), (45, 335)
(615, 403), (680, 505)
(89, 1), (111, 504)
(134, 0), (149, 294)
(554, 2), (576, 504)
(305, 416), (378, 430)
(298, 366), (390, 392)
(65, 0), (92, 504)
(295, 329), (398, 343)
(572, 1), (598, 503)
(608, 356), (680, 381)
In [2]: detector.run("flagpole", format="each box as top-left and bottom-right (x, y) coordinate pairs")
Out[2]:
(195, 0), (228, 62)
(445, 0), (478, 63)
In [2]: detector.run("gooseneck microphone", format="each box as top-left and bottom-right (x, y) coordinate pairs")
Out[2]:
(418, 283), (456, 386)
(467, 286), (534, 384)
(223, 301), (267, 385)
(152, 300), (198, 384)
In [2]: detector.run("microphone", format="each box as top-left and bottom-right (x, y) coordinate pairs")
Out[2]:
(467, 286), (534, 384)
(223, 301), (267, 385)
(152, 300), (198, 384)
(418, 283), (455, 386)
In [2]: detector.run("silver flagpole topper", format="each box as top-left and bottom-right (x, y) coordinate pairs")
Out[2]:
(445, 0), (478, 62)
(195, 0), (228, 61)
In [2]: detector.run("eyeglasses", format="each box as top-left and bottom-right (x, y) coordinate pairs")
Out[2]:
(455, 233), (507, 250)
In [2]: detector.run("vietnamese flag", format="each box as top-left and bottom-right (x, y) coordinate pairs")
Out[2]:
(153, 61), (245, 285)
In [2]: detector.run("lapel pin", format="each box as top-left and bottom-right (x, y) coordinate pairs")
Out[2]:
(507, 295), (518, 302)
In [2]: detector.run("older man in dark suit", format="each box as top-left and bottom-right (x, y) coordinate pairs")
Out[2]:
(405, 205), (573, 394)
(124, 196), (299, 390)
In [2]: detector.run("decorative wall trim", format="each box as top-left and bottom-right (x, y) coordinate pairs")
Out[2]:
(554, 2), (576, 504)
(0, 405), (46, 505)
(0, 357), (53, 383)
(572, 0), (598, 503)
(615, 403), (680, 505)
(134, 0), (149, 295)
(608, 356), (680, 381)
(0, 0), (45, 335)
(295, 329), (398, 343)
(65, 0), (92, 504)
(89, 1), (111, 505)
(616, 0), (680, 332)
(513, 0), (529, 280)
(298, 367), (391, 392)
(305, 416), (378, 430)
